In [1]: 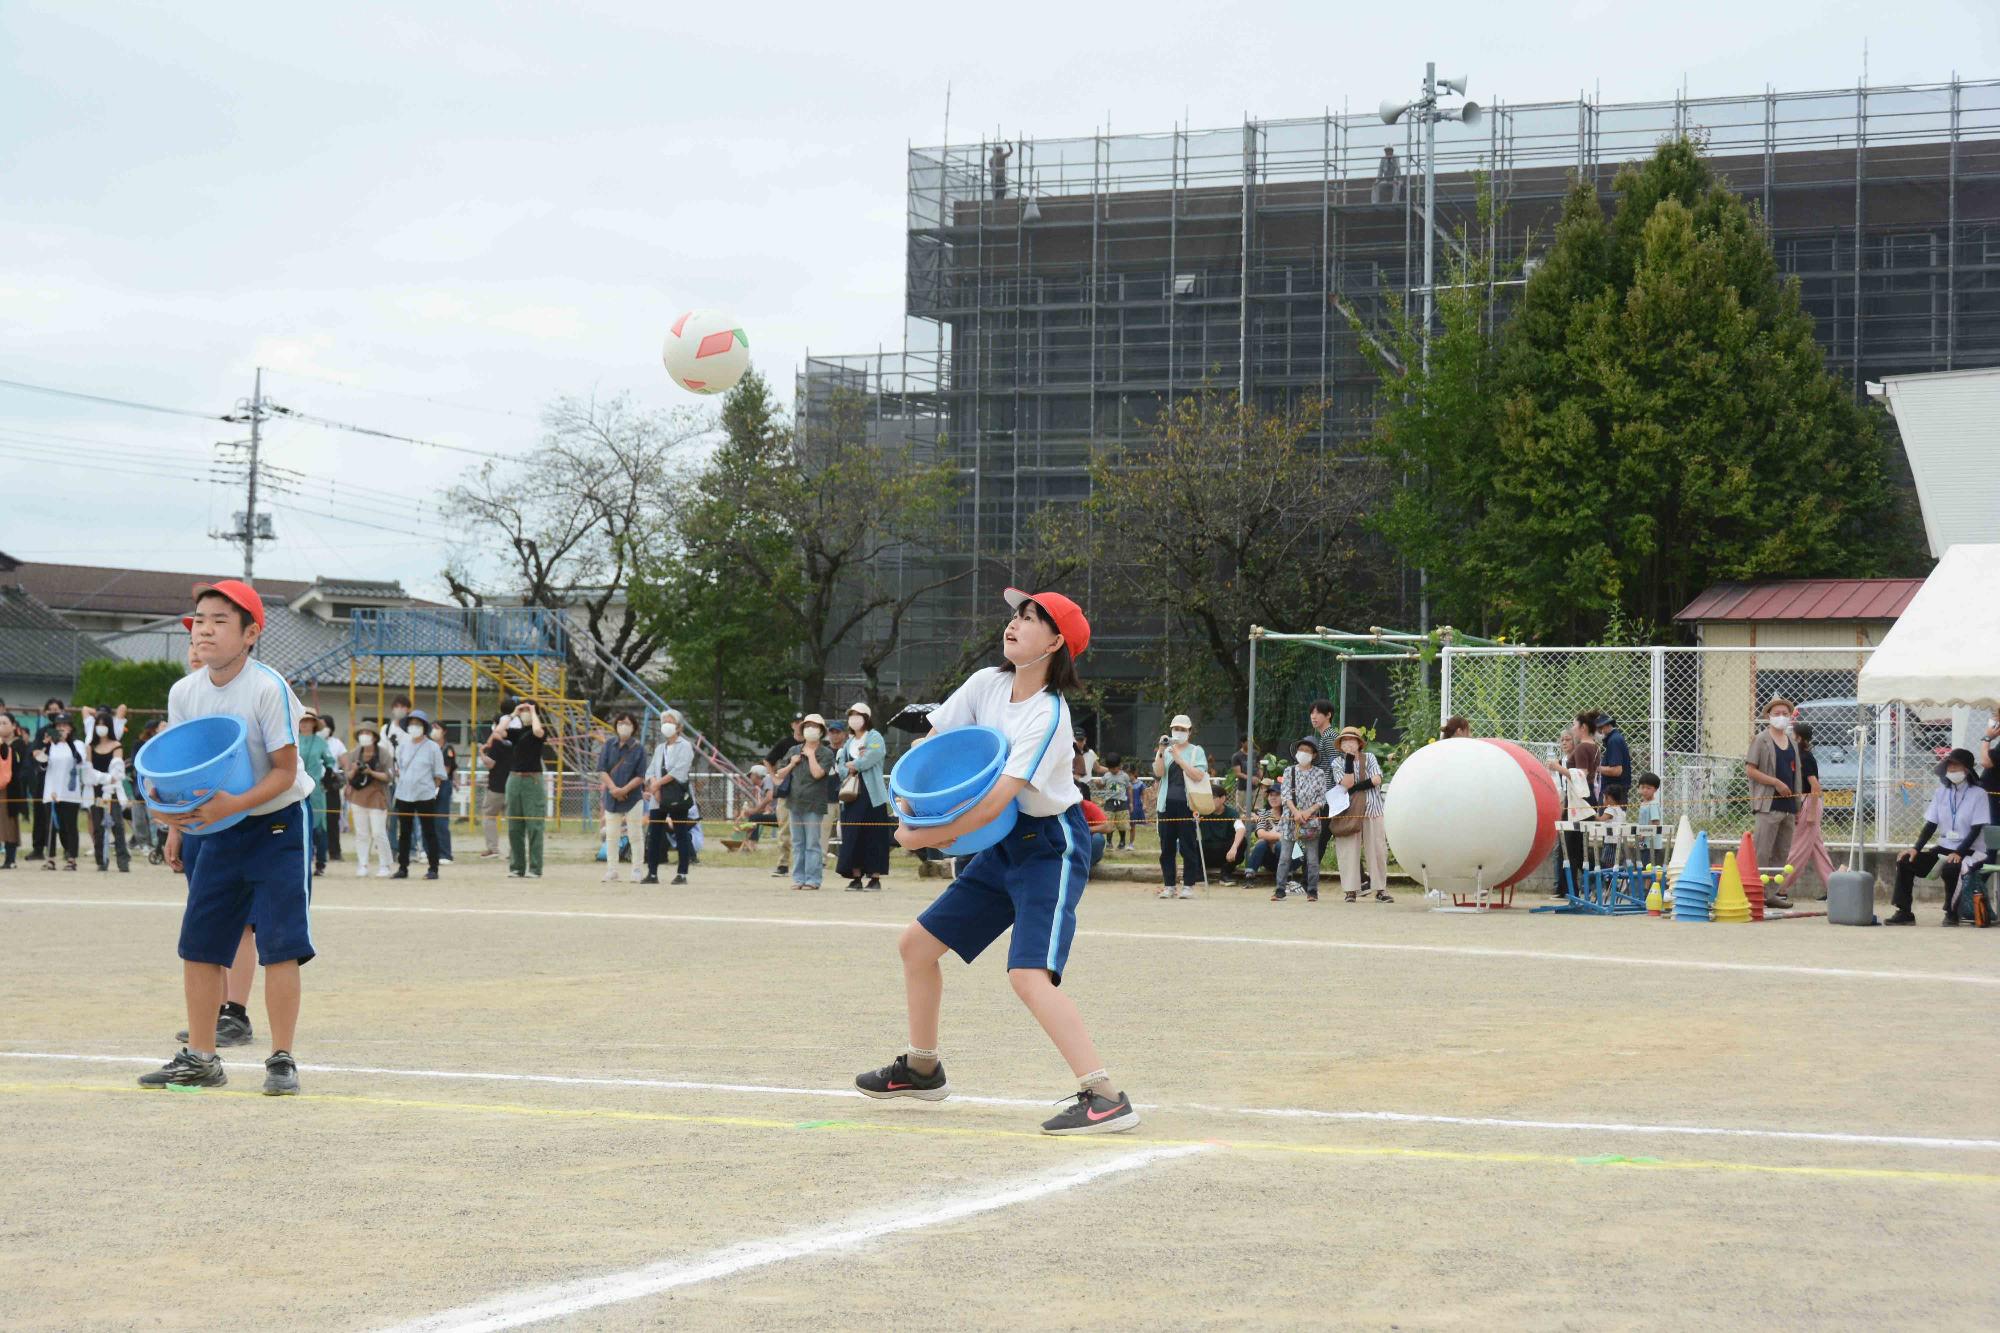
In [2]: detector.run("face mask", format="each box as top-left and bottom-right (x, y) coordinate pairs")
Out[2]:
(1296, 751), (1316, 767)
(803, 726), (822, 741)
(407, 724), (426, 740)
(358, 735), (375, 748)
(848, 716), (866, 732)
(1947, 770), (1969, 786)
(1769, 715), (1792, 731)
(616, 724), (633, 738)
(95, 726), (110, 738)
(661, 722), (679, 738)
(1171, 729), (1189, 743)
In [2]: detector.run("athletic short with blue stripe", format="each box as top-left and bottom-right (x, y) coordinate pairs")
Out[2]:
(178, 800), (316, 967)
(915, 804), (1092, 985)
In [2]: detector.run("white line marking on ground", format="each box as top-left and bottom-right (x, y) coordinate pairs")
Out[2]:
(7, 1050), (1995, 1152)
(5, 894), (1997, 989)
(373, 1142), (1208, 1332)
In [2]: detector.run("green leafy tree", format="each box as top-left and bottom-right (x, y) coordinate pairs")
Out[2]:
(639, 372), (966, 720)
(628, 370), (798, 750)
(1060, 390), (1385, 728)
(1365, 137), (1914, 643)
(75, 660), (186, 716)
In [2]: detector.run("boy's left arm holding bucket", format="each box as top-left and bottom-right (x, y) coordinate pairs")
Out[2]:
(153, 681), (303, 844)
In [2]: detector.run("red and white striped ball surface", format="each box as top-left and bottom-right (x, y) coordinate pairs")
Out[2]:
(1382, 737), (1559, 894)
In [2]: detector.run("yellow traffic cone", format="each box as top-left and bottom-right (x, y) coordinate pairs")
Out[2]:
(1714, 850), (1752, 922)
(1645, 871), (1664, 917)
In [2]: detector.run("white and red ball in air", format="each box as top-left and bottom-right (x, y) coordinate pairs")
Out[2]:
(1382, 737), (1558, 895)
(661, 310), (751, 395)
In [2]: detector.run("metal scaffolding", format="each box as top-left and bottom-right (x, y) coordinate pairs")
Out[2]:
(803, 76), (2000, 720)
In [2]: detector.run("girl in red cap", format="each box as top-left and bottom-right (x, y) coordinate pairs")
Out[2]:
(854, 588), (1139, 1135)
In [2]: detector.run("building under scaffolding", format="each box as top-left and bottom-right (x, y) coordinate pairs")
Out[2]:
(799, 78), (2000, 747)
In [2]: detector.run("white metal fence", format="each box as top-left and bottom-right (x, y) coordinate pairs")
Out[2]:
(1439, 645), (1968, 849)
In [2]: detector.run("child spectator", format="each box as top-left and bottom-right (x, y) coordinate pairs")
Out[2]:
(1634, 771), (1664, 865)
(1098, 755), (1131, 850)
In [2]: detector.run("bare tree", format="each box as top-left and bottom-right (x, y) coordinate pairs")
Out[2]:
(443, 392), (708, 707)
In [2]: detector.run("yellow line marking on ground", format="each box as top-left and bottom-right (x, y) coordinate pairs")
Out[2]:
(6, 1081), (1995, 1188)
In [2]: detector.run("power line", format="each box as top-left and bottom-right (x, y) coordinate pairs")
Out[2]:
(260, 365), (538, 423)
(264, 403), (516, 461)
(0, 374), (225, 421)
(264, 499), (457, 539)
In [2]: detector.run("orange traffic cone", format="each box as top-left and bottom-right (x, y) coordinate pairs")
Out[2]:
(1737, 831), (1765, 921)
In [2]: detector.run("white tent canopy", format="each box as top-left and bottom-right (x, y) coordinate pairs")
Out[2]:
(1857, 544), (2000, 709)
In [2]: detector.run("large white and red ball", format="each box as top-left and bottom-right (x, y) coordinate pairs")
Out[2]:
(662, 310), (750, 395)
(1382, 737), (1558, 894)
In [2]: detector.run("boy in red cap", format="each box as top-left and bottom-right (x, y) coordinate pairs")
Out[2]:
(140, 580), (318, 1095)
(854, 588), (1139, 1135)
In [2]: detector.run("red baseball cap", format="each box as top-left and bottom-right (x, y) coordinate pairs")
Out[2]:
(189, 578), (266, 629)
(1003, 587), (1089, 658)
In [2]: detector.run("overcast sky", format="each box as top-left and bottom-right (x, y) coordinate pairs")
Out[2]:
(3, 2), (1994, 601)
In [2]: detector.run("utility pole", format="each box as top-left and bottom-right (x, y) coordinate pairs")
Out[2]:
(1379, 66), (1482, 640)
(213, 367), (274, 578)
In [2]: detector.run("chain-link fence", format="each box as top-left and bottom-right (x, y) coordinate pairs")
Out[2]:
(1440, 645), (1962, 849)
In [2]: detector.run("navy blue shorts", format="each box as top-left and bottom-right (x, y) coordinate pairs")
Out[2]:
(178, 801), (316, 967)
(917, 806), (1091, 984)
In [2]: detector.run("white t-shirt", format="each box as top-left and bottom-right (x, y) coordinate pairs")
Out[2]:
(928, 667), (1080, 818)
(165, 659), (317, 817)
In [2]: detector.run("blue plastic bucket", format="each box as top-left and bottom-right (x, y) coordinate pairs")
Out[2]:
(135, 715), (257, 837)
(890, 726), (1016, 856)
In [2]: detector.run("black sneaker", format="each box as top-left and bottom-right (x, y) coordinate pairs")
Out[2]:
(177, 1008), (255, 1048)
(640, 873), (659, 884)
(1041, 1089), (1140, 1136)
(1942, 914), (1960, 928)
(865, 877), (882, 892)
(423, 868), (439, 880)
(391, 868), (408, 879)
(770, 865), (789, 878)
(845, 878), (865, 892)
(138, 1047), (227, 1089)
(670, 874), (687, 885)
(1885, 910), (1917, 925)
(263, 1050), (300, 1096)
(855, 1054), (949, 1101)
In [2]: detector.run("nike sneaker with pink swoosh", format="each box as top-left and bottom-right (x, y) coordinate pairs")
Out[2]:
(1040, 1089), (1139, 1135)
(855, 1053), (950, 1101)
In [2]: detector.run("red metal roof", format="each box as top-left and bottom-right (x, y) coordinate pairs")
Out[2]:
(1674, 578), (1925, 623)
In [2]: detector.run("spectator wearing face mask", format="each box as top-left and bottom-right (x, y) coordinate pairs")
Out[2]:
(30, 699), (66, 862)
(384, 695), (416, 863)
(1744, 697), (1800, 910)
(598, 712), (648, 884)
(1152, 713), (1209, 900)
(835, 702), (891, 892)
(643, 710), (696, 885)
(86, 710), (131, 873)
(127, 719), (167, 863)
(765, 714), (805, 879)
(503, 701), (550, 878)
(390, 710), (446, 880)
(38, 713), (87, 871)
(775, 713), (833, 890)
(343, 724), (393, 877)
(1889, 749), (1988, 926)
(478, 706), (514, 860)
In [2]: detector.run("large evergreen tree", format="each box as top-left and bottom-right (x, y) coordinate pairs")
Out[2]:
(1365, 138), (1914, 642)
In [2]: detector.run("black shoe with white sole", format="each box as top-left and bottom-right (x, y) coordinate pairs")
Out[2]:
(854, 1054), (949, 1101)
(138, 1047), (227, 1089)
(263, 1050), (300, 1096)
(177, 1006), (254, 1048)
(1041, 1089), (1140, 1135)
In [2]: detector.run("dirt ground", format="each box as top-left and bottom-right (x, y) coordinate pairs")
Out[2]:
(2, 835), (1996, 1331)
